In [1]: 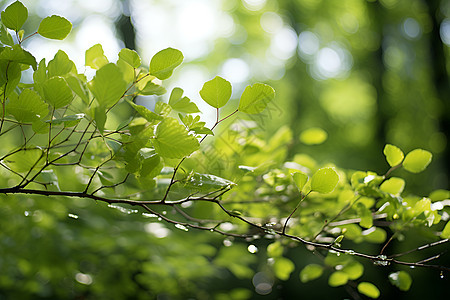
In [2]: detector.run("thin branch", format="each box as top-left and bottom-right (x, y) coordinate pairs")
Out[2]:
(389, 239), (449, 258)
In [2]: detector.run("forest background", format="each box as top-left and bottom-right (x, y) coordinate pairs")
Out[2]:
(1, 0), (449, 299)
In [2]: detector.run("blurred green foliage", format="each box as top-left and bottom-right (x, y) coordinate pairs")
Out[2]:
(1, 0), (450, 299)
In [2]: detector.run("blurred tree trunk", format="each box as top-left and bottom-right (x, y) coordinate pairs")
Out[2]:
(427, 0), (450, 188)
(116, 0), (136, 50)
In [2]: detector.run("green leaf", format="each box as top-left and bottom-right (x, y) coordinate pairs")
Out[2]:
(389, 271), (412, 291)
(149, 47), (183, 80)
(38, 15), (72, 40)
(1, 1), (28, 31)
(238, 83), (275, 114)
(186, 172), (235, 191)
(379, 177), (405, 195)
(0, 23), (14, 46)
(0, 45), (37, 70)
(43, 76), (73, 108)
(310, 167), (339, 193)
(140, 154), (162, 178)
(118, 48), (141, 68)
(127, 100), (163, 123)
(0, 61), (21, 97)
(403, 149), (432, 173)
(85, 44), (109, 70)
(4, 147), (44, 172)
(151, 118), (200, 159)
(273, 257), (295, 281)
(155, 101), (172, 116)
(199, 76), (232, 108)
(292, 171), (308, 191)
(383, 144), (404, 167)
(88, 63), (127, 108)
(66, 75), (89, 103)
(94, 106), (106, 133)
(356, 203), (373, 228)
(342, 261), (364, 280)
(363, 227), (387, 243)
(441, 220), (450, 239)
(299, 127), (328, 145)
(300, 264), (324, 283)
(328, 271), (348, 287)
(48, 50), (75, 77)
(168, 87), (200, 113)
(49, 113), (84, 127)
(413, 197), (431, 216)
(357, 282), (380, 299)
(137, 81), (166, 96)
(267, 242), (283, 258)
(7, 89), (47, 122)
(190, 126), (214, 135)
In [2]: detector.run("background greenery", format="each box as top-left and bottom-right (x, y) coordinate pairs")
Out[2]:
(0, 0), (449, 299)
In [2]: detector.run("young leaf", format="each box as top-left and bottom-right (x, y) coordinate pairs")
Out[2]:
(403, 149), (432, 173)
(48, 50), (75, 77)
(383, 144), (404, 167)
(441, 220), (450, 239)
(0, 23), (14, 46)
(300, 264), (324, 283)
(357, 282), (380, 299)
(118, 48), (141, 68)
(151, 118), (200, 159)
(149, 47), (183, 80)
(127, 100), (163, 123)
(310, 167), (339, 193)
(342, 261), (364, 280)
(389, 271), (412, 291)
(137, 81), (166, 96)
(267, 242), (283, 258)
(0, 61), (21, 97)
(94, 106), (106, 133)
(299, 127), (328, 145)
(66, 75), (89, 103)
(85, 44), (109, 70)
(5, 147), (44, 172)
(199, 76), (232, 108)
(168, 87), (200, 113)
(6, 89), (48, 122)
(1, 1), (28, 31)
(38, 15), (72, 40)
(186, 172), (235, 191)
(273, 257), (295, 281)
(0, 45), (37, 70)
(43, 76), (73, 108)
(88, 63), (127, 108)
(238, 83), (275, 114)
(328, 271), (348, 287)
(379, 177), (405, 195)
(49, 113), (84, 127)
(292, 171), (308, 191)
(140, 154), (162, 178)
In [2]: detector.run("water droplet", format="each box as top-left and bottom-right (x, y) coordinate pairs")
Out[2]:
(440, 271), (444, 279)
(175, 224), (189, 231)
(24, 211), (30, 217)
(142, 213), (158, 218)
(157, 217), (162, 221)
(410, 266), (415, 269)
(162, 211), (167, 215)
(223, 239), (233, 247)
(248, 244), (258, 254)
(68, 213), (79, 219)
